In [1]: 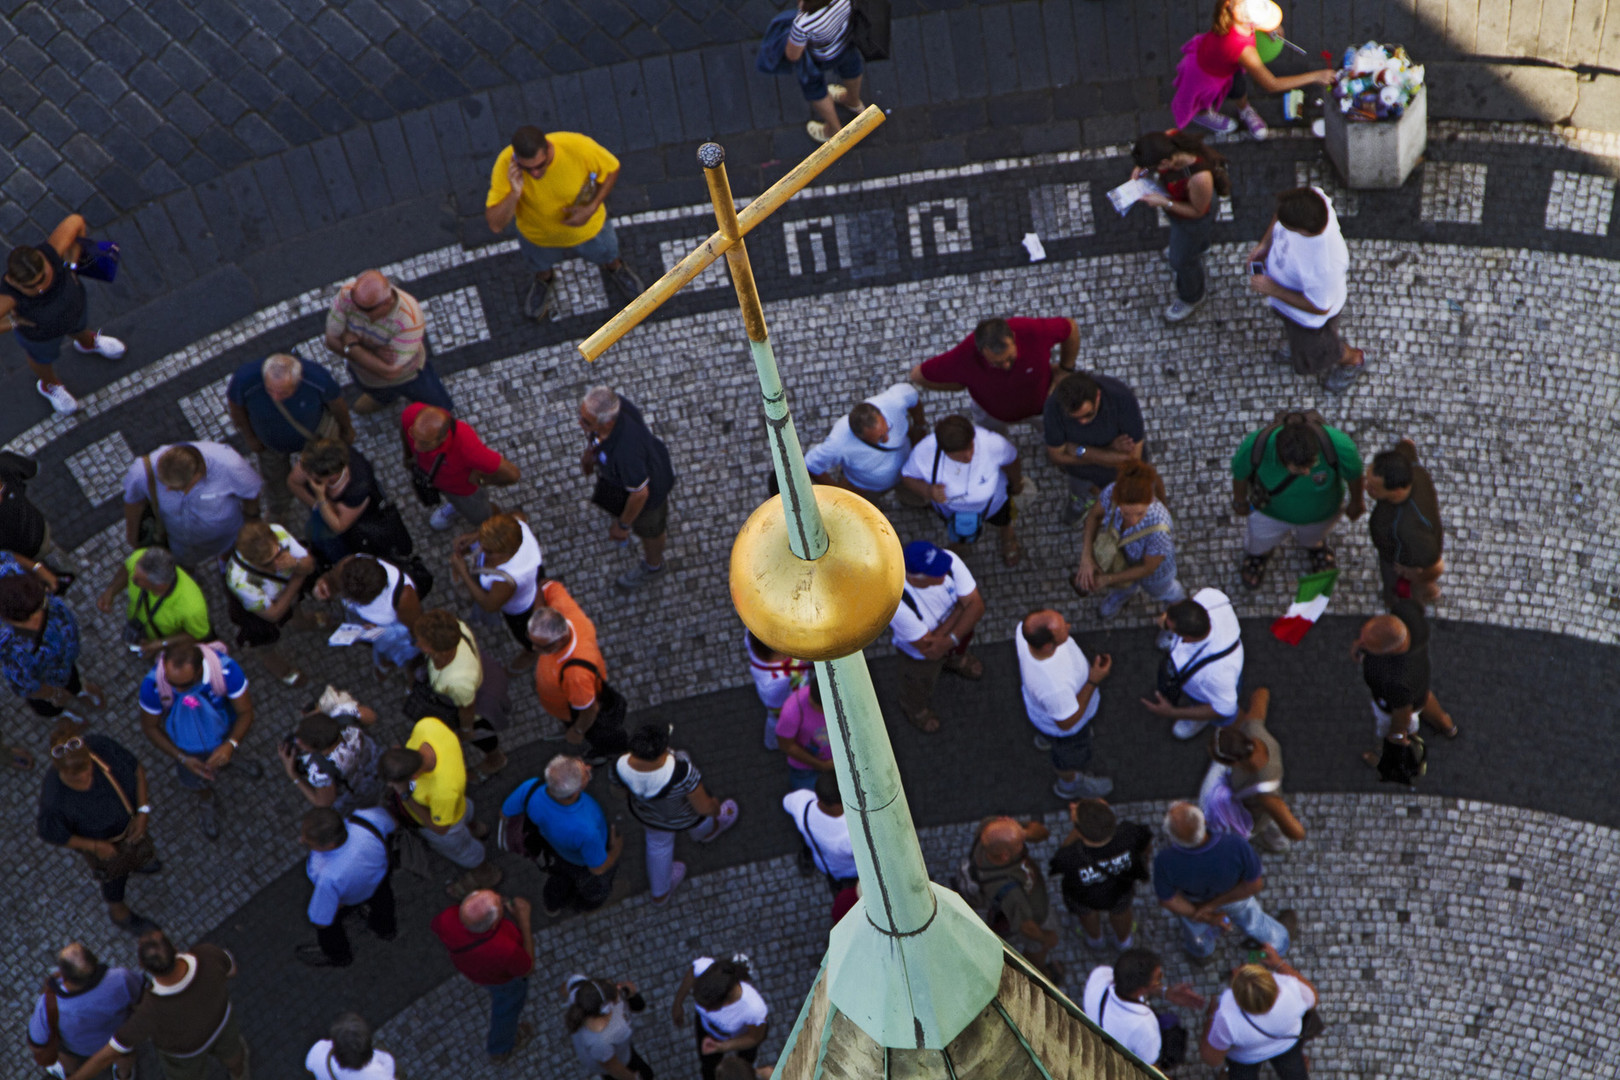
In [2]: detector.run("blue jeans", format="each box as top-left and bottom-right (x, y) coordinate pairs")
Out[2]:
(1176, 895), (1289, 959)
(485, 976), (529, 1056)
(369, 623), (419, 670)
(797, 43), (864, 101)
(348, 358), (455, 411)
(1167, 212), (1212, 303)
(519, 221), (620, 273)
(787, 767), (819, 791)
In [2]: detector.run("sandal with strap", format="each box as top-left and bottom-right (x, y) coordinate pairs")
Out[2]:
(1306, 544), (1337, 574)
(943, 652), (984, 680)
(1240, 552), (1271, 589)
(904, 709), (941, 734)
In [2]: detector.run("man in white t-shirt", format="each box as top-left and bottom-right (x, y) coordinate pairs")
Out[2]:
(782, 771), (857, 884)
(899, 415), (1024, 566)
(1248, 185), (1362, 392)
(1015, 609), (1113, 798)
(805, 383), (928, 503)
(886, 540), (986, 734)
(1200, 944), (1318, 1075)
(305, 1011), (397, 1079)
(1083, 949), (1205, 1069)
(1142, 588), (1244, 740)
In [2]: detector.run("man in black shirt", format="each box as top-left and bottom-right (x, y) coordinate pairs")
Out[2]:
(1042, 372), (1150, 524)
(1366, 438), (1444, 603)
(1351, 599), (1458, 768)
(579, 386), (676, 591)
(1048, 798), (1152, 950)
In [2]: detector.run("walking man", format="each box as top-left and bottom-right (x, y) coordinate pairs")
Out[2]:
(1, 214), (126, 415)
(1352, 602), (1458, 770)
(528, 581), (628, 762)
(1082, 948), (1204, 1069)
(137, 643), (259, 841)
(65, 932), (248, 1080)
(1015, 610), (1114, 798)
(122, 442), (264, 567)
(784, 770), (858, 891)
(579, 386), (675, 590)
(431, 889), (537, 1063)
(380, 716), (502, 898)
(402, 403), (522, 532)
(27, 943), (142, 1080)
(909, 316), (1080, 431)
(1367, 438), (1444, 603)
(1042, 370), (1149, 524)
(1153, 802), (1293, 961)
(967, 816), (1063, 981)
(1142, 589), (1245, 740)
(1248, 186), (1363, 392)
(295, 805), (397, 968)
(1230, 411), (1363, 590)
(885, 540), (986, 734)
(503, 756), (623, 914)
(324, 269), (453, 413)
(485, 125), (643, 319)
(227, 353), (353, 509)
(804, 383), (928, 502)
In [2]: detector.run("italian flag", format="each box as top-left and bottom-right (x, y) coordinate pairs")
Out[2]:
(1270, 569), (1340, 646)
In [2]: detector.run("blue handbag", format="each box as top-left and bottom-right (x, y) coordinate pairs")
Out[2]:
(70, 239), (120, 283)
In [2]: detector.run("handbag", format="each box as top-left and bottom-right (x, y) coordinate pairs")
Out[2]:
(849, 0), (892, 60)
(1091, 519), (1170, 576)
(801, 801), (859, 897)
(756, 9), (799, 74)
(81, 754), (157, 881)
(931, 444), (994, 544)
(136, 455), (167, 549)
(1376, 734), (1427, 785)
(407, 426), (451, 507)
(267, 389), (341, 446)
(1240, 1002), (1327, 1043)
(561, 657), (630, 757)
(69, 238), (120, 282)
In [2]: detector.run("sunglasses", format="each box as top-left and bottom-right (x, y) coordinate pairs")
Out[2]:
(51, 736), (85, 759)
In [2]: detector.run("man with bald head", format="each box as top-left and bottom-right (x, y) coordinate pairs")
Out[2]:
(324, 269), (453, 414)
(402, 403), (521, 531)
(968, 815), (1062, 980)
(431, 888), (536, 1063)
(227, 352), (353, 512)
(1015, 608), (1113, 798)
(1152, 801), (1292, 962)
(1352, 599), (1456, 770)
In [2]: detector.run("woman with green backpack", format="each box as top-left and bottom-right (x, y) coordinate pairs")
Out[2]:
(1072, 460), (1185, 619)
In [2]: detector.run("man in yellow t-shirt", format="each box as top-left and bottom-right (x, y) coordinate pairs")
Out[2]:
(485, 125), (644, 321)
(381, 716), (501, 896)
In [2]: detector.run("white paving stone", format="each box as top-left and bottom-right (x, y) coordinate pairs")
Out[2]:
(178, 376), (234, 445)
(422, 285), (492, 353)
(65, 431), (134, 506)
(1544, 170), (1616, 235)
(907, 198), (973, 257)
(661, 235), (732, 291)
(1420, 162), (1488, 224)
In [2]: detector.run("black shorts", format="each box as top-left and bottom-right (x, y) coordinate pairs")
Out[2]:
(1061, 883), (1136, 917)
(630, 498), (668, 540)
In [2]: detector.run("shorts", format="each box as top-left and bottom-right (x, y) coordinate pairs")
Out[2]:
(1274, 309), (1345, 377)
(519, 221), (621, 273)
(1226, 69), (1249, 102)
(25, 665), (82, 717)
(1372, 698), (1420, 739)
(225, 590), (292, 648)
(157, 1008), (246, 1080)
(797, 43), (864, 102)
(629, 497), (668, 540)
(502, 606), (537, 651)
(15, 306), (89, 365)
(1061, 886), (1136, 917)
(349, 357), (455, 411)
(1048, 723), (1094, 772)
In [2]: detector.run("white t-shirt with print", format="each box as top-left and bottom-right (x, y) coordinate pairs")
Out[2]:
(1263, 188), (1348, 329)
(745, 631), (809, 711)
(1014, 621), (1100, 738)
(1168, 588), (1244, 720)
(1207, 974), (1316, 1064)
(303, 1039), (397, 1079)
(782, 789), (857, 880)
(901, 426), (1018, 517)
(477, 520), (543, 615)
(888, 551), (977, 660)
(690, 957), (771, 1039)
(1082, 965), (1161, 1066)
(226, 525), (308, 614)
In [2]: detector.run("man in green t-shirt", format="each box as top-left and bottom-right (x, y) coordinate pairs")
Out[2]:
(1229, 413), (1363, 588)
(96, 547), (212, 658)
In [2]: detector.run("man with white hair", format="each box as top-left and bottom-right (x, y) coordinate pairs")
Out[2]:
(431, 889), (536, 1063)
(1151, 801), (1294, 961)
(578, 386), (675, 590)
(502, 755), (623, 914)
(528, 582), (628, 763)
(26, 942), (142, 1079)
(120, 441), (263, 565)
(226, 352), (353, 510)
(323, 268), (454, 413)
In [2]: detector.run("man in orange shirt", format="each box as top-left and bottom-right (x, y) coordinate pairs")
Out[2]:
(528, 581), (628, 764)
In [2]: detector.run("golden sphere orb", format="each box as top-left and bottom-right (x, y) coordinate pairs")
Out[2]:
(730, 487), (905, 661)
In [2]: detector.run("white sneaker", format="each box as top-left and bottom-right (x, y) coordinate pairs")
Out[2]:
(36, 380), (78, 414)
(1173, 719), (1210, 740)
(72, 332), (125, 359)
(428, 502), (458, 531)
(1165, 297), (1203, 322)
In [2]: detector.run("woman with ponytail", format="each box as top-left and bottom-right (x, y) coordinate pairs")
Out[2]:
(670, 955), (770, 1080)
(1170, 0), (1335, 138)
(1130, 129), (1232, 322)
(564, 974), (652, 1080)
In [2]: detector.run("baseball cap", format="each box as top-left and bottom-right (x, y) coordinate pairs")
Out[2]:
(903, 540), (952, 577)
(1237, 0), (1283, 33)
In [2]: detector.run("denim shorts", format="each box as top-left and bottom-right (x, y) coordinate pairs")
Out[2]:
(1049, 724), (1094, 772)
(15, 303), (89, 364)
(519, 220), (620, 273)
(797, 43), (864, 102)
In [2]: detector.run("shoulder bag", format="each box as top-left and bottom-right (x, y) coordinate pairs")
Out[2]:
(135, 455), (167, 550)
(69, 238), (120, 283)
(266, 388), (340, 445)
(1239, 1000), (1326, 1043)
(80, 754), (157, 881)
(561, 656), (628, 734)
(1091, 518), (1170, 577)
(407, 422), (453, 507)
(1156, 640), (1239, 706)
(931, 444), (993, 543)
(756, 9), (799, 74)
(801, 801), (859, 897)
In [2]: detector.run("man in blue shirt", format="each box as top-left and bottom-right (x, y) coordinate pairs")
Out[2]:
(137, 644), (259, 841)
(579, 386), (676, 591)
(502, 756), (622, 915)
(805, 383), (929, 503)
(27, 943), (142, 1078)
(226, 353), (353, 512)
(1152, 801), (1293, 960)
(296, 806), (396, 967)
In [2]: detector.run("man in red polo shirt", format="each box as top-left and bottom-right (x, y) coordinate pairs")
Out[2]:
(909, 317), (1080, 430)
(431, 889), (536, 1063)
(401, 404), (522, 532)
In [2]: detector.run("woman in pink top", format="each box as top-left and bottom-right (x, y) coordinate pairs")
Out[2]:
(1171, 0), (1335, 139)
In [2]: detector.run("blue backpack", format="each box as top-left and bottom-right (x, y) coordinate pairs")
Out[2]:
(165, 690), (233, 755)
(757, 10), (812, 76)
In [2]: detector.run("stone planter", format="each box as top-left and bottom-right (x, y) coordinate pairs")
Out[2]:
(1323, 85), (1427, 189)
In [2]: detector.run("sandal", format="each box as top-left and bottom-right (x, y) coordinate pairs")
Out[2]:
(1360, 751), (1381, 769)
(827, 83), (851, 106)
(79, 682), (106, 710)
(942, 652), (984, 680)
(8, 745), (33, 770)
(806, 120), (833, 144)
(904, 709), (941, 734)
(1000, 532), (1023, 568)
(1306, 544), (1337, 573)
(1240, 552), (1271, 589)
